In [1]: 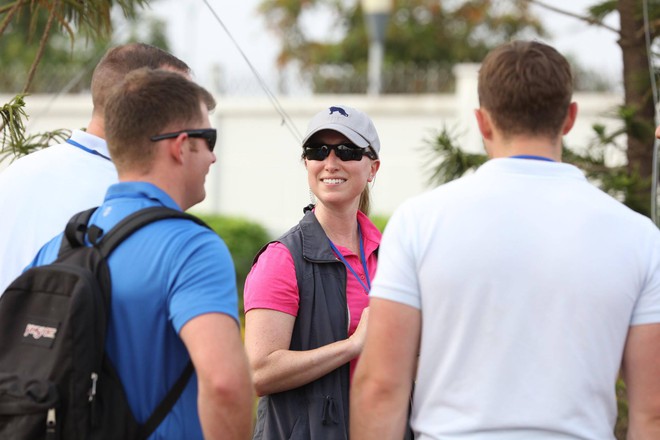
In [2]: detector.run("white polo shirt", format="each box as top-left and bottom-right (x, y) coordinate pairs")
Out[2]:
(371, 158), (660, 440)
(0, 129), (118, 294)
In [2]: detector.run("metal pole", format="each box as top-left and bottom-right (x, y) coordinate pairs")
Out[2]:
(367, 40), (383, 96)
(364, 12), (390, 96)
(652, 137), (658, 226)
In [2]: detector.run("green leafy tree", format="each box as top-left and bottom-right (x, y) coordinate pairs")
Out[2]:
(0, 0), (161, 162)
(0, 6), (169, 94)
(422, 1), (660, 222)
(259, 0), (656, 219)
(0, 1), (150, 93)
(258, 0), (546, 93)
(193, 214), (272, 317)
(525, 0), (659, 219)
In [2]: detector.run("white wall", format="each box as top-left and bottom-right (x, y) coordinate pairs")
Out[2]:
(0, 65), (623, 237)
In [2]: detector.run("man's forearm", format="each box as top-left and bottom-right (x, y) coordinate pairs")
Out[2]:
(351, 298), (420, 439)
(198, 383), (254, 440)
(626, 414), (660, 440)
(351, 378), (410, 439)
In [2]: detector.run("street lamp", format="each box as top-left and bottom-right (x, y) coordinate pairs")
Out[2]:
(361, 0), (392, 96)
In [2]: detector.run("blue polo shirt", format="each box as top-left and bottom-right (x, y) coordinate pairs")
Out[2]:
(28, 181), (239, 439)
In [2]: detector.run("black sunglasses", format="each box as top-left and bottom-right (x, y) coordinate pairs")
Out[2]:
(303, 142), (377, 161)
(150, 128), (217, 152)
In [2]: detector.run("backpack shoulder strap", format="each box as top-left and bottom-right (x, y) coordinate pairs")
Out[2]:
(59, 207), (98, 255)
(139, 361), (194, 439)
(96, 207), (207, 435)
(97, 206), (210, 259)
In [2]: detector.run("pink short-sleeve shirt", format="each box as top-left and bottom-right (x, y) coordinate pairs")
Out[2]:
(244, 211), (381, 380)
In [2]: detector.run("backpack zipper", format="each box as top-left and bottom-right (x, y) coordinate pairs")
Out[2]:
(89, 372), (98, 402)
(46, 408), (56, 439)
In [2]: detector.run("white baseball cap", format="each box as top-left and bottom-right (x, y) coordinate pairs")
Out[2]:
(301, 105), (380, 157)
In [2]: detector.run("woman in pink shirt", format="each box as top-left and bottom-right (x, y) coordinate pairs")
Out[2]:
(244, 105), (382, 440)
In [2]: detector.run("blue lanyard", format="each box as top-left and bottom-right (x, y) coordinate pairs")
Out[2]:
(328, 224), (371, 294)
(510, 154), (555, 162)
(66, 138), (112, 162)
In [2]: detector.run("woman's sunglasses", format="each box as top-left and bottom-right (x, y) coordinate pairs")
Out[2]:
(150, 128), (217, 152)
(303, 142), (377, 161)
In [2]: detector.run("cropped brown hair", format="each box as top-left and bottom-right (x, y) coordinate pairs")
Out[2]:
(91, 43), (191, 117)
(478, 40), (573, 139)
(104, 68), (215, 173)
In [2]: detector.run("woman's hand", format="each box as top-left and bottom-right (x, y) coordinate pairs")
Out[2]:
(348, 307), (370, 354)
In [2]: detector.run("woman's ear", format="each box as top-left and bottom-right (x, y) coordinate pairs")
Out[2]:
(369, 159), (381, 182)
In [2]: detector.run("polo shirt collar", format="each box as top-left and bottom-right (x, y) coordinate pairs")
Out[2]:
(105, 181), (182, 211)
(69, 129), (111, 160)
(480, 157), (587, 181)
(356, 210), (381, 258)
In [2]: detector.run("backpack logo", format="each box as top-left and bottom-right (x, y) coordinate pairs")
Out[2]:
(329, 106), (349, 117)
(23, 323), (57, 340)
(21, 319), (59, 348)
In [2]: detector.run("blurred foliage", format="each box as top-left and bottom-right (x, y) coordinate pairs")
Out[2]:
(0, 0), (151, 94)
(0, 0), (150, 39)
(422, 118), (646, 214)
(259, 0), (655, 216)
(0, 3), (169, 94)
(0, 94), (28, 155)
(422, 126), (488, 186)
(259, 0), (547, 93)
(0, 0), (167, 162)
(1, 93), (69, 163)
(369, 214), (390, 233)
(411, 0), (660, 219)
(194, 213), (272, 314)
(542, 0), (660, 218)
(614, 378), (628, 440)
(564, 106), (653, 216)
(259, 0), (546, 67)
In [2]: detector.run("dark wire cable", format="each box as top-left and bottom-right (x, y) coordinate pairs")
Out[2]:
(200, 0), (303, 144)
(643, 0), (659, 226)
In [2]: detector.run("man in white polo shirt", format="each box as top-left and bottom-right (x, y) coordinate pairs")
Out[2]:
(0, 43), (191, 294)
(351, 40), (660, 440)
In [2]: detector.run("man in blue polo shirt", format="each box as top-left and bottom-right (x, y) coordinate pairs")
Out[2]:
(27, 68), (254, 439)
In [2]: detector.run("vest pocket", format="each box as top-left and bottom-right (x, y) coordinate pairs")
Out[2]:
(0, 374), (60, 439)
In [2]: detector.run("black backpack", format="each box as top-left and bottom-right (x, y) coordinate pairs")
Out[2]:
(0, 206), (209, 439)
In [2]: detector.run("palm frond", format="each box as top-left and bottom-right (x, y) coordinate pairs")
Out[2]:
(0, 128), (71, 163)
(0, 94), (28, 151)
(59, 0), (150, 39)
(422, 126), (488, 187)
(587, 1), (618, 23)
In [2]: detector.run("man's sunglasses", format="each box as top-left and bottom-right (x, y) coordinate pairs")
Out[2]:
(303, 142), (377, 161)
(150, 128), (217, 152)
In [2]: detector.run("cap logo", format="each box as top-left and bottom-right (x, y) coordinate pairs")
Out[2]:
(329, 106), (349, 117)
